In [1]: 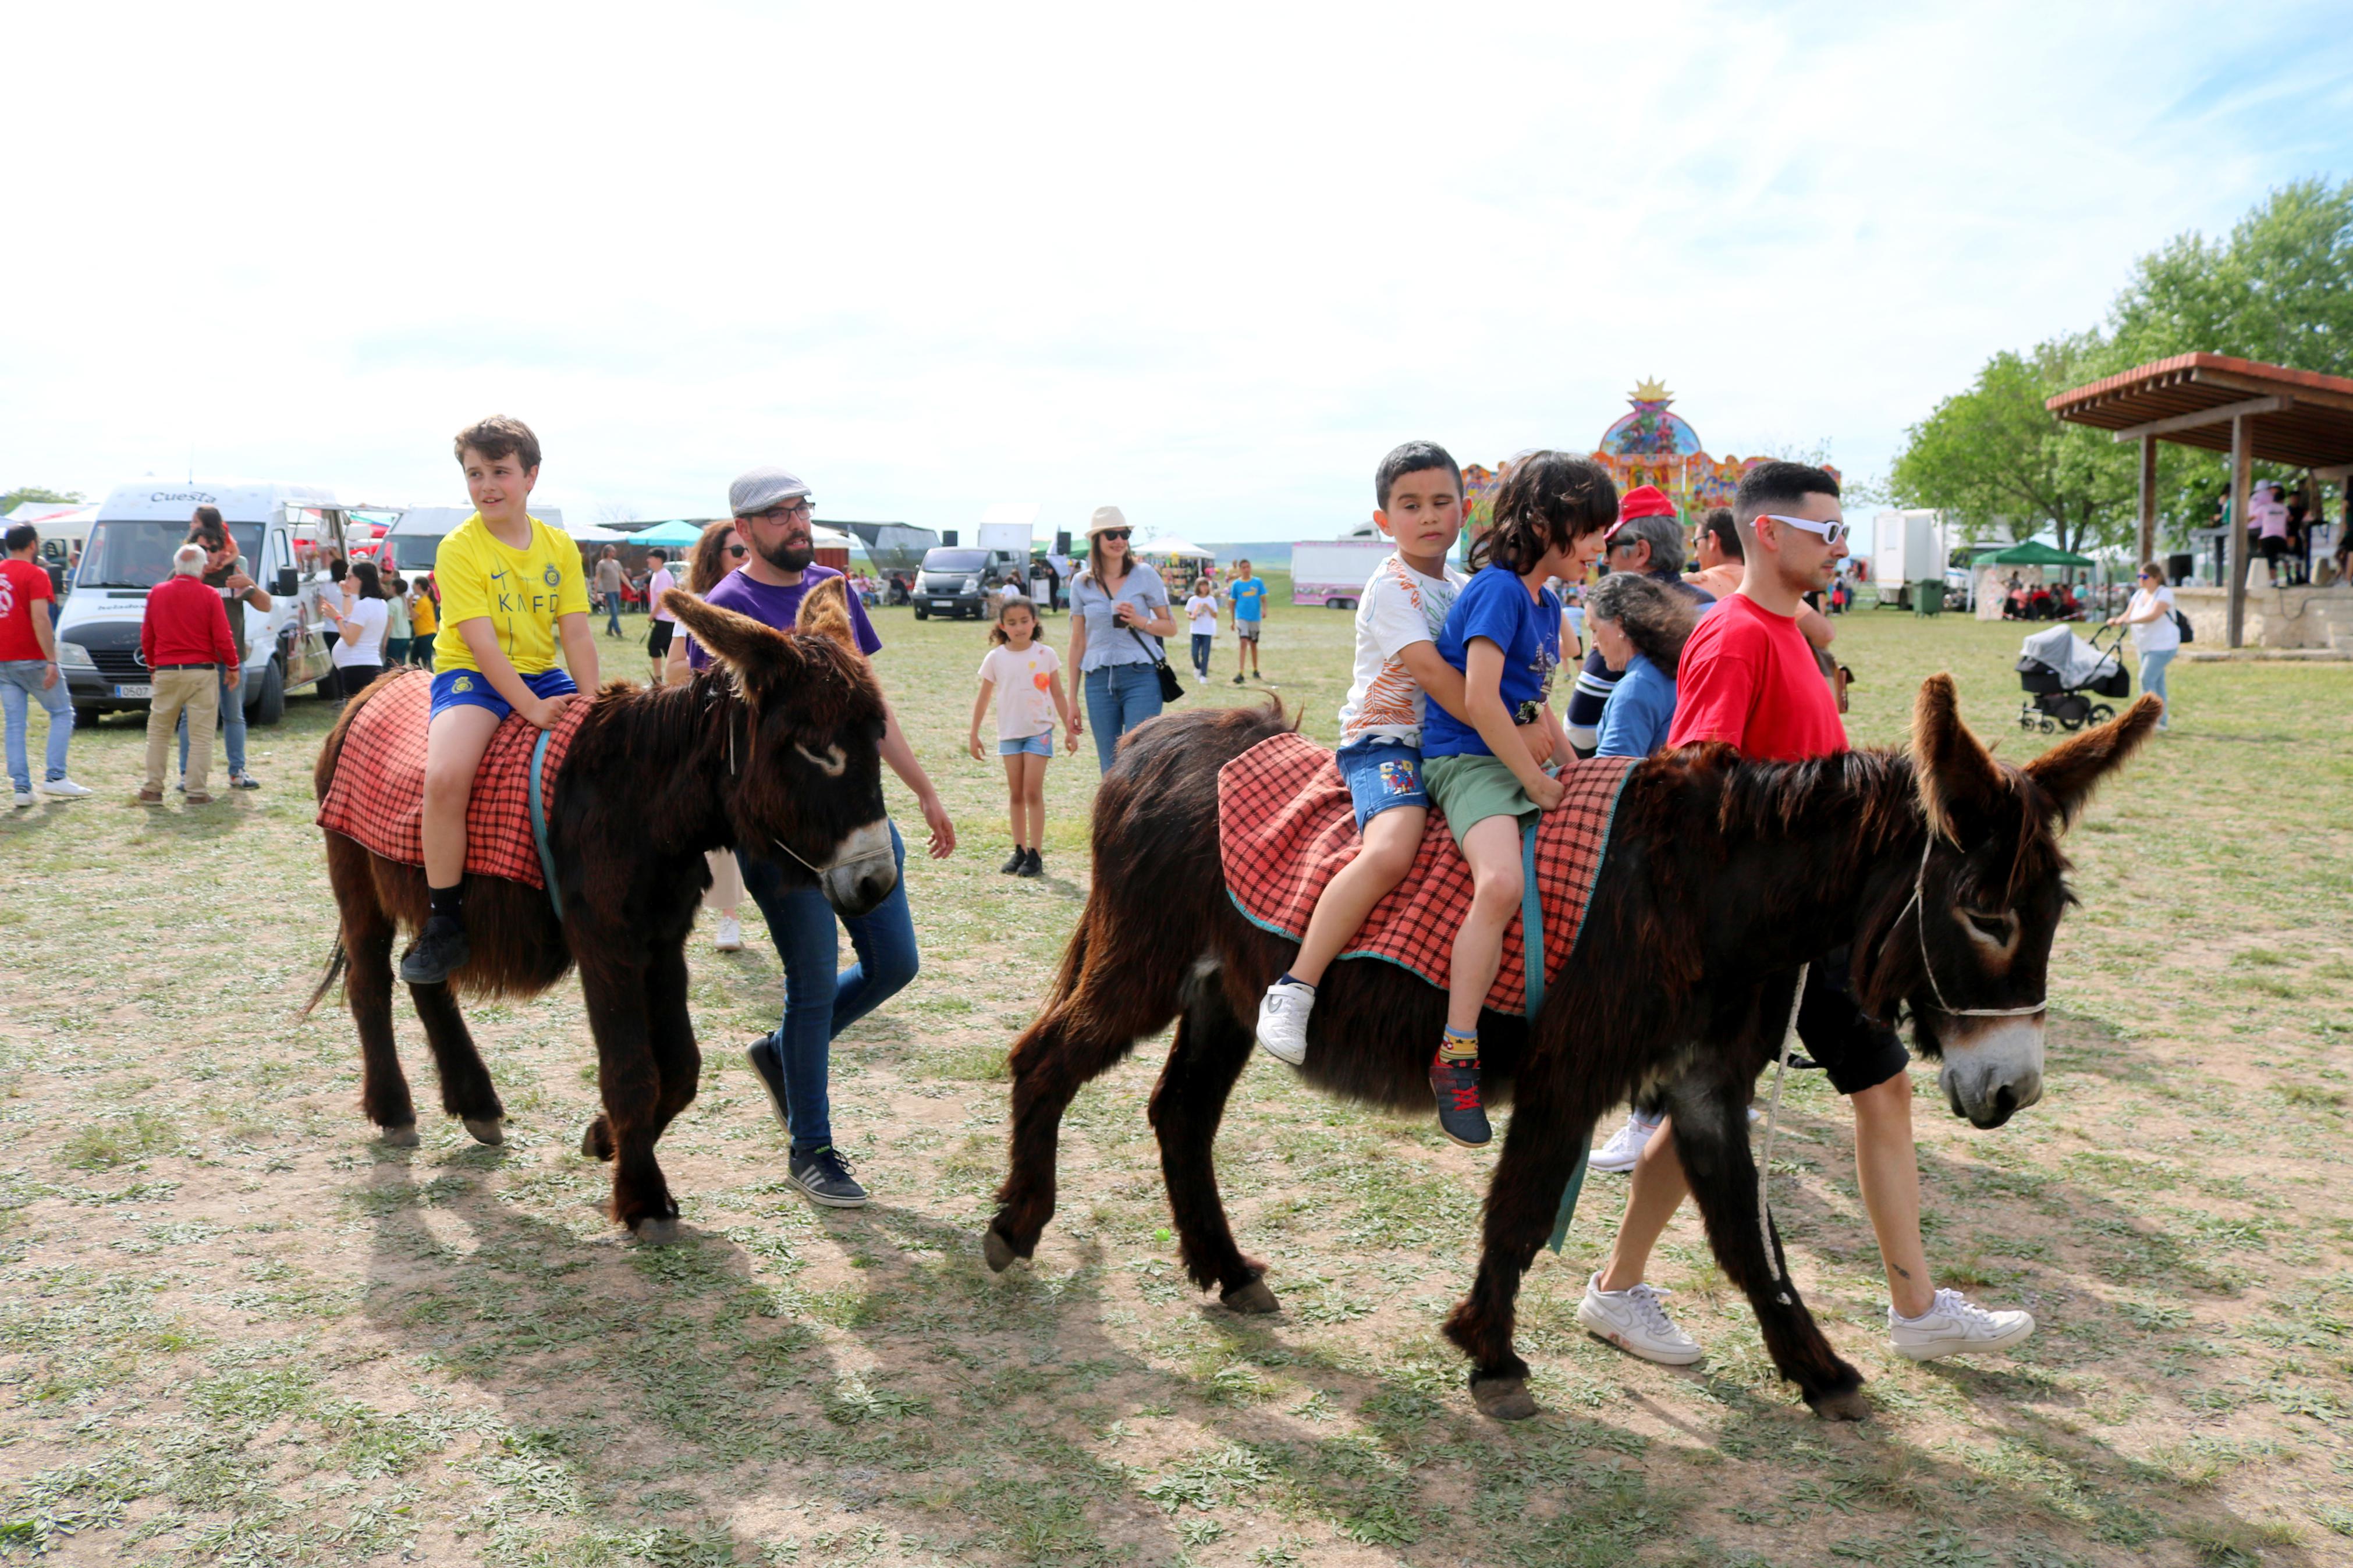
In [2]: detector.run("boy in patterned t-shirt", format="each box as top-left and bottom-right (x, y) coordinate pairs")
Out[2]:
(1254, 442), (1468, 1066)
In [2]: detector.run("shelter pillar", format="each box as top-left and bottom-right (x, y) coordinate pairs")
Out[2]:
(2228, 414), (2251, 649)
(2136, 434), (2157, 568)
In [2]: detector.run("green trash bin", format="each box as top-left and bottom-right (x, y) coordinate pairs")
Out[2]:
(1911, 579), (1945, 617)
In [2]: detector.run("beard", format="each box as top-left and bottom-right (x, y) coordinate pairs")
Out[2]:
(758, 535), (814, 573)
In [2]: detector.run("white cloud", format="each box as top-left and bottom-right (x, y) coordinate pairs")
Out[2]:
(2, 0), (2345, 539)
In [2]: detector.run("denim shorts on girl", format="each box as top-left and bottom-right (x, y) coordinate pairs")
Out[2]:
(428, 666), (579, 722)
(999, 728), (1055, 758)
(1336, 738), (1426, 829)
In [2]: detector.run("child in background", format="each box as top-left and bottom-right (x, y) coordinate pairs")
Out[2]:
(1227, 559), (1266, 684)
(1256, 441), (1468, 1066)
(409, 575), (439, 668)
(1415, 451), (1617, 1146)
(384, 574), (413, 668)
(968, 595), (1077, 879)
(1184, 578), (1219, 680)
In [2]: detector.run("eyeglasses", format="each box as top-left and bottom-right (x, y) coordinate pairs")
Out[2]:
(1097, 529), (1130, 542)
(748, 499), (815, 523)
(1758, 513), (1849, 546)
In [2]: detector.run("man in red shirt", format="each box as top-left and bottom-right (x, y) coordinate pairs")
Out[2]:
(138, 543), (240, 805)
(2, 522), (91, 806)
(1576, 462), (2036, 1368)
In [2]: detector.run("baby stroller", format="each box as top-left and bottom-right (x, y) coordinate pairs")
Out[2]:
(2015, 622), (2130, 733)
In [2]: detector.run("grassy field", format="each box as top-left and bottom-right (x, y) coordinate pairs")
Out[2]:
(3, 574), (2351, 1567)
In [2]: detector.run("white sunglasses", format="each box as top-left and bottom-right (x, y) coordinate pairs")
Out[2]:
(1758, 513), (1850, 546)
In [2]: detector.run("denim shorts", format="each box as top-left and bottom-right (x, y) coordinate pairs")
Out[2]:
(429, 666), (577, 722)
(999, 728), (1054, 758)
(1337, 739), (1426, 829)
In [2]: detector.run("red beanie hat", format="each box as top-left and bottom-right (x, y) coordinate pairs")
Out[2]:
(1617, 484), (1676, 521)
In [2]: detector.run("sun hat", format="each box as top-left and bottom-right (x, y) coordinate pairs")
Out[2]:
(1087, 506), (1130, 537)
(729, 466), (811, 517)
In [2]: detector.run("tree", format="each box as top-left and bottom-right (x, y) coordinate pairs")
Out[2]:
(1887, 335), (2141, 556)
(2110, 178), (2353, 375)
(1, 486), (84, 515)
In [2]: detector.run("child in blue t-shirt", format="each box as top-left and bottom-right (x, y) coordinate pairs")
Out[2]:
(1417, 454), (1617, 1146)
(1226, 561), (1266, 684)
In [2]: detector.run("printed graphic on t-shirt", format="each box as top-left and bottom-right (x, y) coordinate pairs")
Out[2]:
(1341, 556), (1463, 744)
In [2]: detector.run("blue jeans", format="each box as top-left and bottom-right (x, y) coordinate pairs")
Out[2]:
(737, 823), (918, 1154)
(2139, 648), (2174, 727)
(1083, 663), (1164, 772)
(1190, 632), (1213, 678)
(604, 591), (624, 635)
(0, 662), (73, 793)
(176, 668), (247, 780)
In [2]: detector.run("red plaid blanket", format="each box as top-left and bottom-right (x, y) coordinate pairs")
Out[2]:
(1219, 733), (1632, 1012)
(314, 670), (591, 889)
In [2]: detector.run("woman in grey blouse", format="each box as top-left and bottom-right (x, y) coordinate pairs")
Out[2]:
(1064, 506), (1178, 771)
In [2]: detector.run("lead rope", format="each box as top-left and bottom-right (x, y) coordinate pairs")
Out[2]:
(1755, 962), (1808, 1306)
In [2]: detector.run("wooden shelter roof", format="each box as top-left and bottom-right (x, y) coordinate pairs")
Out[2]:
(2045, 353), (2353, 470)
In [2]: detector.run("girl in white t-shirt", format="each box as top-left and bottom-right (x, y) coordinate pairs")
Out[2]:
(2106, 563), (2180, 731)
(967, 597), (1078, 879)
(1184, 578), (1219, 679)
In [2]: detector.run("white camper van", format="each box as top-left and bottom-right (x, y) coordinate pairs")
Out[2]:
(54, 480), (354, 726)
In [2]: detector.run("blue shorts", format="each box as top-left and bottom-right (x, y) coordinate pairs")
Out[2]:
(1337, 739), (1426, 830)
(999, 728), (1054, 758)
(428, 666), (578, 722)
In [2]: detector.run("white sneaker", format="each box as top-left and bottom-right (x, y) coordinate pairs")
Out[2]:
(1889, 1288), (2035, 1361)
(37, 777), (93, 799)
(714, 915), (744, 952)
(1577, 1274), (1704, 1366)
(1590, 1112), (1660, 1172)
(1255, 980), (1314, 1065)
(10, 790), (30, 809)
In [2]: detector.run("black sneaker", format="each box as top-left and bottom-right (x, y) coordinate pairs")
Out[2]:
(1231, 673), (1244, 685)
(399, 915), (470, 986)
(1000, 849), (1026, 875)
(744, 1036), (791, 1133)
(789, 1144), (869, 1208)
(1017, 847), (1043, 879)
(1430, 1059), (1492, 1147)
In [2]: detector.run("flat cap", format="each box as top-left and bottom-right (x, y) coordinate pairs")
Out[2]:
(729, 466), (811, 517)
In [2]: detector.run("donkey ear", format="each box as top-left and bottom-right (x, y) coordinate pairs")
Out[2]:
(1910, 673), (2006, 842)
(794, 575), (860, 655)
(662, 589), (800, 684)
(2020, 692), (2162, 827)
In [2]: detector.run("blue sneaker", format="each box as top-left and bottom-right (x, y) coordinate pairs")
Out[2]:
(1430, 1057), (1492, 1147)
(789, 1145), (868, 1208)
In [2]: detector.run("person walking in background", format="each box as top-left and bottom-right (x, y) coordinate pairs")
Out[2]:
(967, 595), (1077, 879)
(383, 573), (414, 669)
(175, 507), (272, 791)
(1066, 506), (1176, 772)
(1227, 558), (1266, 684)
(1184, 577), (1219, 680)
(2107, 563), (2179, 733)
(666, 520), (752, 948)
(409, 574), (439, 668)
(643, 548), (677, 684)
(595, 545), (626, 636)
(138, 543), (237, 806)
(1, 522), (90, 806)
(322, 560), (392, 701)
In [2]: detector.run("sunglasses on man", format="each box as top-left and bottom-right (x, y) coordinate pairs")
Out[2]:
(1758, 513), (1850, 546)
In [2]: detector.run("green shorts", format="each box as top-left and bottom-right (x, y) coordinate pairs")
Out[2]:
(1422, 753), (1539, 849)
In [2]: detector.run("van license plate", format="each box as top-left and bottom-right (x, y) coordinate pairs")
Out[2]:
(112, 684), (154, 699)
(932, 600), (957, 611)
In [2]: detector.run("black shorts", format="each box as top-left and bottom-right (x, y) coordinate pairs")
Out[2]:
(1790, 947), (1911, 1096)
(2258, 534), (2286, 563)
(647, 620), (676, 659)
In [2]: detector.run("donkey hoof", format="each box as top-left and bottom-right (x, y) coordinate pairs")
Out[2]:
(379, 1123), (420, 1149)
(982, 1228), (1020, 1273)
(580, 1121), (615, 1161)
(463, 1117), (505, 1147)
(633, 1216), (680, 1246)
(1809, 1385), (1872, 1422)
(1222, 1278), (1280, 1315)
(1470, 1375), (1541, 1422)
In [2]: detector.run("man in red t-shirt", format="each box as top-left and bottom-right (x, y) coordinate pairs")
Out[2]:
(1576, 462), (2036, 1368)
(137, 543), (240, 805)
(1, 522), (91, 806)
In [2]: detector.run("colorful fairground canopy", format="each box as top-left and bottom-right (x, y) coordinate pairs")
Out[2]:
(1464, 379), (1837, 531)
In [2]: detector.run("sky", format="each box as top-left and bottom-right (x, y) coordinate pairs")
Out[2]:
(3, 0), (2349, 546)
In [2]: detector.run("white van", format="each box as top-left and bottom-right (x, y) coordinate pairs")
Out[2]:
(54, 480), (354, 726)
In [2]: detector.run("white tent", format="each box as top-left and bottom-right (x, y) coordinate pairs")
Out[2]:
(1138, 535), (1213, 560)
(565, 521), (635, 544)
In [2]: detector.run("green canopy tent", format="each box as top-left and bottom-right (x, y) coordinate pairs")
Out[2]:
(1971, 540), (2095, 568)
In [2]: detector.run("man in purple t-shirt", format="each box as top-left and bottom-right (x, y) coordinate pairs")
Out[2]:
(686, 465), (957, 1210)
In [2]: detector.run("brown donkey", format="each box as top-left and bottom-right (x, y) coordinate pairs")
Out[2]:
(986, 678), (2157, 1420)
(310, 581), (894, 1241)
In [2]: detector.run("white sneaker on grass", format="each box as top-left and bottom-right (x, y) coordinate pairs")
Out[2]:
(714, 915), (744, 952)
(1889, 1288), (2035, 1361)
(1255, 980), (1314, 1065)
(37, 777), (93, 799)
(1591, 1112), (1660, 1172)
(10, 790), (31, 809)
(1577, 1274), (1704, 1366)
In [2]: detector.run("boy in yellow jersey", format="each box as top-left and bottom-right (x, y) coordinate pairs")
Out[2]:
(402, 415), (598, 984)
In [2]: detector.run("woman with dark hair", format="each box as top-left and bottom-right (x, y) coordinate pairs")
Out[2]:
(323, 559), (391, 702)
(663, 517), (751, 950)
(1064, 506), (1177, 771)
(1587, 573), (1698, 760)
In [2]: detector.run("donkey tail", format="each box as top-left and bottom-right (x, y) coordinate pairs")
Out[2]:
(301, 937), (349, 1019)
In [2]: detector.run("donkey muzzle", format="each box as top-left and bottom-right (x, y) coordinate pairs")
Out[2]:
(1937, 1016), (2046, 1129)
(820, 820), (899, 917)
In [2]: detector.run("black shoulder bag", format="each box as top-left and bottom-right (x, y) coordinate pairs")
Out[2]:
(1126, 623), (1186, 703)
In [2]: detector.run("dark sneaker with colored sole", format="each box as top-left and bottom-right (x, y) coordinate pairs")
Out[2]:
(1431, 1061), (1492, 1147)
(789, 1145), (868, 1208)
(400, 915), (470, 986)
(744, 1037), (791, 1133)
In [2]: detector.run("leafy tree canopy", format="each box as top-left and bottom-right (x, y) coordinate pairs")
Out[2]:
(2, 486), (84, 515)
